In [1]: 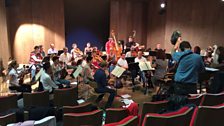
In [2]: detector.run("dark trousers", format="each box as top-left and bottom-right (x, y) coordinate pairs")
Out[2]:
(9, 85), (31, 93)
(173, 82), (197, 96)
(95, 87), (116, 108)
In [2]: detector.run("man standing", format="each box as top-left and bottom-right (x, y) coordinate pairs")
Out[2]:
(94, 61), (115, 108)
(172, 41), (205, 95)
(105, 38), (115, 55)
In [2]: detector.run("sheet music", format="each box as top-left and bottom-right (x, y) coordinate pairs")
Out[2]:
(111, 65), (126, 78)
(35, 68), (43, 80)
(138, 61), (155, 71)
(73, 65), (83, 78)
(121, 94), (131, 99)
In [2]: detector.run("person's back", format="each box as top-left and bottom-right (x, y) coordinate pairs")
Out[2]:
(172, 41), (205, 95)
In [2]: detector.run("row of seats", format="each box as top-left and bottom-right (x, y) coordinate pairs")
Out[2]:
(0, 87), (78, 126)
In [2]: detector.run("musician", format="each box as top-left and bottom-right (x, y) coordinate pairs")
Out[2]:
(117, 53), (128, 70)
(48, 43), (58, 55)
(83, 56), (95, 84)
(8, 60), (31, 93)
(135, 51), (147, 87)
(29, 46), (43, 81)
(52, 56), (70, 88)
(172, 41), (205, 95)
(151, 50), (168, 93)
(39, 45), (46, 57)
(105, 38), (115, 55)
(71, 43), (83, 60)
(107, 48), (116, 62)
(125, 36), (139, 53)
(94, 61), (116, 108)
(40, 61), (59, 93)
(59, 47), (76, 78)
(125, 46), (138, 57)
(59, 47), (72, 64)
(84, 42), (93, 55)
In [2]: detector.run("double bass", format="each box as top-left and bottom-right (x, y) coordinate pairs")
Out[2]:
(111, 30), (122, 60)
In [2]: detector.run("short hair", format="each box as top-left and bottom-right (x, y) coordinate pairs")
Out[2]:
(34, 46), (40, 50)
(52, 56), (59, 62)
(179, 41), (192, 51)
(42, 61), (51, 71)
(99, 61), (107, 68)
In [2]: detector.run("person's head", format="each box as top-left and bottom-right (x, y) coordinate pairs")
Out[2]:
(72, 43), (77, 49)
(52, 56), (59, 64)
(121, 53), (126, 59)
(108, 38), (113, 42)
(179, 41), (192, 52)
(156, 43), (161, 50)
(34, 46), (40, 53)
(194, 46), (201, 55)
(156, 50), (166, 60)
(137, 51), (143, 58)
(39, 45), (44, 51)
(128, 36), (133, 42)
(99, 61), (107, 70)
(8, 60), (18, 69)
(43, 61), (52, 74)
(50, 44), (55, 49)
(87, 42), (91, 47)
(63, 47), (68, 53)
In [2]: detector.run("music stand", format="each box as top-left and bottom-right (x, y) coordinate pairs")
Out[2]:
(58, 50), (64, 56)
(149, 51), (157, 56)
(166, 53), (172, 59)
(126, 57), (135, 64)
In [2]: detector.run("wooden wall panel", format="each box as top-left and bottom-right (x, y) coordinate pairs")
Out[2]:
(110, 0), (148, 45)
(148, 0), (224, 52)
(6, 0), (65, 64)
(0, 0), (10, 67)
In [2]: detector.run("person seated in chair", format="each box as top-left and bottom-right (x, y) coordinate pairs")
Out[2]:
(94, 61), (116, 108)
(8, 60), (32, 93)
(40, 61), (59, 93)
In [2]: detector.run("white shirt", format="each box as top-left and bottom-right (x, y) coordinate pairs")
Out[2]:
(48, 48), (58, 54)
(135, 56), (147, 63)
(117, 58), (128, 68)
(59, 53), (72, 64)
(125, 52), (132, 57)
(40, 70), (58, 92)
(8, 68), (19, 87)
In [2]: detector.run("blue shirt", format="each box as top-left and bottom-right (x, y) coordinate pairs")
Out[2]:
(172, 50), (205, 84)
(94, 68), (107, 89)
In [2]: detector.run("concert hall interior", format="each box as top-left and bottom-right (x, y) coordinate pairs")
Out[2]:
(0, 0), (224, 126)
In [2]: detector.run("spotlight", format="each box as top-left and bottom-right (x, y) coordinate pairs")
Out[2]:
(160, 2), (166, 8)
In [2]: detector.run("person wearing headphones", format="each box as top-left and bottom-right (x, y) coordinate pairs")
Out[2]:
(172, 41), (205, 95)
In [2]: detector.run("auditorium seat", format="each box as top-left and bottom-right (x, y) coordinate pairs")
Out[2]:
(23, 91), (50, 108)
(200, 92), (224, 106)
(104, 116), (138, 126)
(0, 95), (18, 126)
(140, 101), (168, 125)
(53, 86), (78, 108)
(63, 102), (93, 114)
(63, 109), (103, 126)
(188, 94), (203, 106)
(0, 113), (16, 126)
(190, 105), (224, 126)
(105, 108), (129, 124)
(142, 106), (194, 126)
